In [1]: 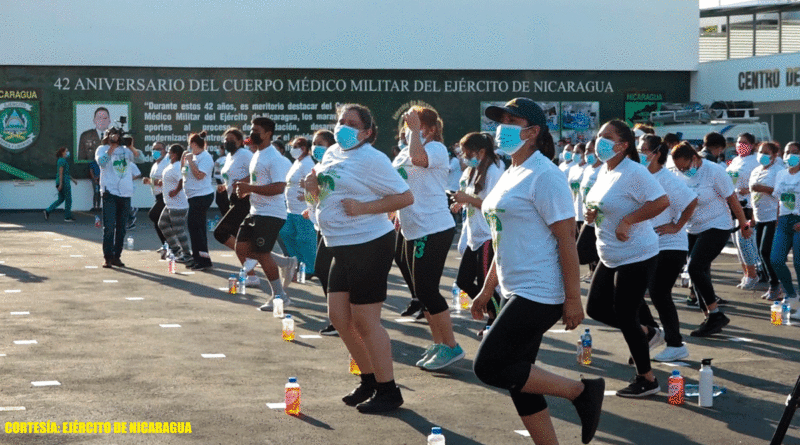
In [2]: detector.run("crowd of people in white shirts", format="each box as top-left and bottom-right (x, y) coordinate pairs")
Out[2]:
(90, 97), (800, 444)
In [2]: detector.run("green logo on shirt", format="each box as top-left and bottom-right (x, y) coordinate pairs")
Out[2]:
(317, 169), (340, 203)
(570, 181), (580, 197)
(586, 201), (604, 227)
(780, 192), (796, 210)
(112, 158), (128, 177)
(728, 170), (739, 185)
(484, 208), (505, 252)
(397, 167), (408, 180)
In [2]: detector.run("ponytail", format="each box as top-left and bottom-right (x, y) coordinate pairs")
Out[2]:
(535, 127), (555, 161)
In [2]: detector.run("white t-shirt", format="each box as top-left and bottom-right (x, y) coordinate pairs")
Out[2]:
(579, 164), (602, 225)
(448, 156), (463, 191)
(392, 141), (456, 240)
(462, 163), (502, 250)
(182, 150), (215, 198)
(584, 157), (665, 268)
(249, 146), (291, 218)
(481, 151), (575, 305)
(213, 156), (225, 183)
(220, 148), (253, 199)
(315, 143), (410, 247)
(149, 157), (169, 196)
(650, 168), (697, 252)
(773, 169), (800, 216)
(161, 161), (189, 210)
(559, 160), (575, 175)
(677, 160), (735, 234)
(567, 163), (587, 222)
(750, 162), (783, 222)
(285, 156), (315, 215)
(726, 155), (759, 208)
(95, 144), (136, 197)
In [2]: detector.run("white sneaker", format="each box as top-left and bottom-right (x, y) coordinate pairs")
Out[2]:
(242, 258), (259, 274)
(280, 257), (298, 290)
(735, 276), (747, 289)
(245, 275), (260, 286)
(282, 296), (292, 308)
(653, 343), (690, 362)
(741, 276), (759, 290)
(258, 297), (274, 311)
(648, 327), (665, 350)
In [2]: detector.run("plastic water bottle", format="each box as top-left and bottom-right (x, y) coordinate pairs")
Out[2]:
(162, 242), (169, 253)
(126, 236), (134, 250)
(782, 301), (792, 326)
(349, 355), (361, 375)
(298, 262), (306, 284)
(282, 315), (295, 341)
(668, 370), (685, 405)
(167, 251), (176, 274)
(451, 283), (461, 314)
(237, 268), (246, 295)
(699, 358), (714, 407)
(771, 301), (783, 325)
(273, 296), (284, 318)
(680, 265), (690, 288)
(582, 329), (592, 365)
(427, 426), (445, 444)
(228, 275), (237, 294)
(94, 215), (101, 228)
(284, 377), (300, 416)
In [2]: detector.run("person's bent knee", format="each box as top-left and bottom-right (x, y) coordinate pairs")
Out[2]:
(213, 227), (229, 245)
(511, 391), (548, 417)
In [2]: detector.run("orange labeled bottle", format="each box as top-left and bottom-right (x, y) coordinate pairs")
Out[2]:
(285, 377), (300, 416)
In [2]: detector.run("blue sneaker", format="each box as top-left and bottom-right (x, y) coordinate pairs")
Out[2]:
(416, 344), (441, 367)
(422, 344), (465, 370)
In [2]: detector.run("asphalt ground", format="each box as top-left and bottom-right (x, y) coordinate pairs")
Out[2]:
(0, 209), (799, 445)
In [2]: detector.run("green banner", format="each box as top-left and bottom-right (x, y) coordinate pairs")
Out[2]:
(0, 67), (689, 179)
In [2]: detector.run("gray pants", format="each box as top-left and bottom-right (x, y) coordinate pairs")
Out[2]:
(158, 207), (191, 257)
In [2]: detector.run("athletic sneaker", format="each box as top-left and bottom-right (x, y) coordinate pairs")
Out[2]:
(572, 377), (605, 444)
(356, 386), (403, 413)
(342, 382), (375, 406)
(690, 312), (730, 337)
(766, 289), (786, 301)
(175, 254), (193, 264)
(715, 297), (728, 305)
(400, 299), (422, 317)
(422, 343), (465, 370)
(416, 344), (441, 367)
(735, 276), (747, 289)
(653, 344), (690, 362)
(242, 258), (259, 274)
(616, 375), (660, 398)
(259, 296), (291, 312)
(245, 275), (260, 286)
(319, 324), (338, 336)
(280, 257), (298, 289)
(648, 327), (665, 350)
(740, 276), (759, 290)
(64, 217), (75, 222)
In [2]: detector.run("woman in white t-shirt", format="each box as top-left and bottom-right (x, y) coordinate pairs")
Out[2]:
(584, 120), (669, 398)
(750, 141), (784, 300)
(181, 131), (216, 270)
(671, 142), (752, 336)
(450, 132), (502, 337)
(213, 145), (230, 216)
(305, 104), (413, 413)
(472, 98), (603, 445)
(142, 141), (169, 250)
(769, 141), (800, 316)
(727, 133), (761, 289)
(568, 142), (588, 234)
(392, 106), (462, 371)
(577, 139), (602, 282)
(279, 136), (317, 278)
(638, 135), (698, 363)
(158, 144), (192, 262)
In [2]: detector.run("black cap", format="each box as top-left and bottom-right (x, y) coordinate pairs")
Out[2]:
(485, 98), (547, 129)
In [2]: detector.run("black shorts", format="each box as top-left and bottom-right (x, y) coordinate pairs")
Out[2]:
(214, 193), (250, 244)
(328, 230), (395, 305)
(236, 214), (285, 253)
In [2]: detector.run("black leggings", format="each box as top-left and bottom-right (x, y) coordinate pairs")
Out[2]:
(148, 193), (166, 244)
(187, 193), (214, 267)
(396, 228), (455, 315)
(394, 230), (417, 300)
(314, 232), (333, 297)
(756, 221), (779, 288)
(586, 256), (657, 375)
(456, 240), (501, 319)
(473, 296), (563, 417)
(213, 193), (250, 245)
(641, 250), (686, 347)
(687, 229), (729, 309)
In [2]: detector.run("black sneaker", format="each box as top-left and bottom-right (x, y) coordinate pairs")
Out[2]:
(191, 263), (213, 271)
(690, 312), (730, 337)
(415, 310), (426, 320)
(319, 324), (338, 336)
(64, 217), (76, 222)
(342, 383), (375, 406)
(686, 296), (698, 306)
(356, 386), (403, 413)
(715, 297), (728, 306)
(572, 377), (605, 444)
(400, 299), (422, 316)
(616, 375), (660, 398)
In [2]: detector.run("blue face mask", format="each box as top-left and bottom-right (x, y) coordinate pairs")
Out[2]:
(312, 145), (326, 161)
(787, 154), (800, 168)
(495, 124), (527, 155)
(398, 143), (408, 152)
(564, 151), (573, 162)
(639, 153), (650, 166)
(595, 137), (617, 163)
(585, 153), (597, 165)
(334, 124), (361, 150)
(467, 157), (479, 168)
(152, 150), (161, 160)
(683, 166), (698, 178)
(757, 153), (771, 166)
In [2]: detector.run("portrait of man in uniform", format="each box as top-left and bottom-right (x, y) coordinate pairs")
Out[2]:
(77, 106), (111, 161)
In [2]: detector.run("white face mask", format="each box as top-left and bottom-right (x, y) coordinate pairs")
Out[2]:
(290, 148), (303, 159)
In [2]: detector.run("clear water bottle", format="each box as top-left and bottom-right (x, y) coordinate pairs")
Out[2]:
(298, 262), (306, 284)
(771, 301), (783, 325)
(282, 315), (295, 341)
(273, 296), (284, 318)
(167, 251), (176, 274)
(699, 358), (714, 407)
(284, 377), (300, 416)
(427, 426), (445, 444)
(162, 241), (169, 253)
(582, 329), (592, 365)
(668, 370), (685, 405)
(237, 268), (246, 295)
(782, 301), (792, 326)
(451, 283), (461, 314)
(126, 236), (134, 250)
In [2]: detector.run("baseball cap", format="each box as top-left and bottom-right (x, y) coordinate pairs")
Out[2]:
(485, 98), (547, 129)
